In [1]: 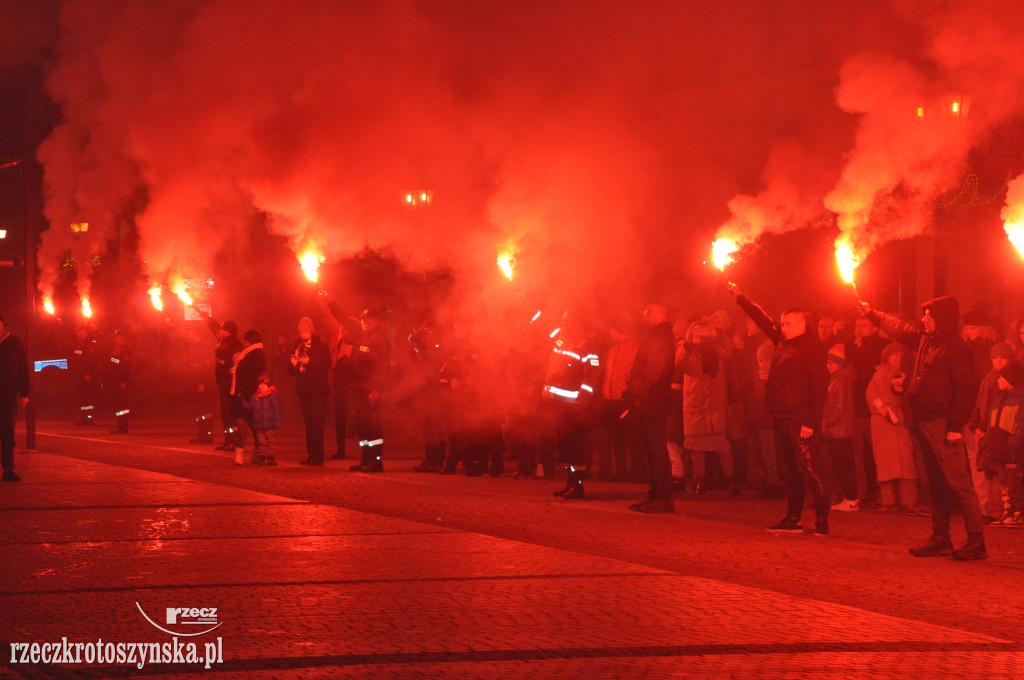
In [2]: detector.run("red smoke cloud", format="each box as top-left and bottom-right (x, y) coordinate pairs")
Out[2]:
(35, 0), (1023, 317)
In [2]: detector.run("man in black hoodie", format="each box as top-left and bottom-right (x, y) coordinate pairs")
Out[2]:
(730, 283), (831, 536)
(863, 296), (986, 560)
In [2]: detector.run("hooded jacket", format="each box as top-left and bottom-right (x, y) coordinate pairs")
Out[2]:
(867, 296), (976, 433)
(735, 294), (828, 429)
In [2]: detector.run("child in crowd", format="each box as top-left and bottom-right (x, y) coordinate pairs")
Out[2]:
(251, 372), (281, 466)
(824, 344), (858, 511)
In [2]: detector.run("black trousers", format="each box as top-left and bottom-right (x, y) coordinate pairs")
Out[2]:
(825, 437), (857, 501)
(775, 419), (830, 519)
(1, 403), (15, 472)
(593, 399), (640, 479)
(299, 391), (328, 464)
(637, 404), (672, 502)
(77, 377), (98, 422)
(354, 389), (384, 465)
(113, 385), (130, 432)
(420, 394), (447, 467)
(218, 383), (238, 441)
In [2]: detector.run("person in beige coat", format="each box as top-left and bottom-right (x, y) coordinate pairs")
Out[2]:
(865, 343), (918, 512)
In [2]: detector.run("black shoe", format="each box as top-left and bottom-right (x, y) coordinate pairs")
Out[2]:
(361, 461), (384, 473)
(952, 535), (988, 561)
(2, 470), (21, 482)
(553, 485), (572, 497)
(561, 485), (584, 500)
(349, 463), (366, 471)
(767, 517), (803, 533)
(813, 518), (829, 537)
(331, 452), (347, 460)
(638, 500), (675, 513)
(909, 535), (954, 557)
(413, 463), (439, 473)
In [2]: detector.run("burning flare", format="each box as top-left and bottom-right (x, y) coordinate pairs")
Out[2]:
(42, 297), (55, 315)
(835, 235), (860, 285)
(148, 285), (164, 311)
(496, 251), (515, 280)
(173, 283), (193, 306)
(1001, 174), (1024, 261)
(299, 251), (323, 283)
(81, 297), (92, 318)
(711, 237), (739, 271)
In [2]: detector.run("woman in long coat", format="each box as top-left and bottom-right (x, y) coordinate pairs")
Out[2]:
(865, 342), (918, 511)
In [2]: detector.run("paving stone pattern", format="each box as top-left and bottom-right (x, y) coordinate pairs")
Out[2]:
(1, 452), (1020, 679)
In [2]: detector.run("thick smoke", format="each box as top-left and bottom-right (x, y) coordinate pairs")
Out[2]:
(717, 0), (1024, 273)
(40, 0), (1020, 323)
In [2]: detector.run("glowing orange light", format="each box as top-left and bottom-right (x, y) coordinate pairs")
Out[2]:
(497, 252), (515, 280)
(173, 283), (193, 306)
(951, 101), (960, 114)
(299, 251), (323, 283)
(148, 286), (163, 311)
(81, 298), (92, 318)
(1005, 221), (1024, 261)
(405, 193), (415, 205)
(835, 236), (860, 285)
(42, 297), (55, 315)
(917, 107), (924, 118)
(711, 237), (739, 271)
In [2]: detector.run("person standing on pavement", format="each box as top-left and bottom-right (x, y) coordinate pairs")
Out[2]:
(626, 302), (676, 514)
(851, 316), (886, 505)
(823, 344), (858, 512)
(729, 283), (831, 536)
(544, 309), (601, 499)
(862, 296), (986, 560)
(70, 324), (99, 426)
(347, 309), (391, 473)
(289, 316), (331, 466)
(0, 313), (29, 482)
(866, 343), (919, 513)
(318, 293), (356, 461)
(197, 311), (243, 452)
(231, 329), (266, 465)
(108, 329), (133, 434)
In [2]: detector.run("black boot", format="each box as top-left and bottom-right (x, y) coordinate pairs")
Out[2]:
(952, 533), (987, 561)
(191, 415), (214, 444)
(909, 533), (954, 557)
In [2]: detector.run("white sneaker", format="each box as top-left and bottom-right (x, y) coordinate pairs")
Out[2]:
(830, 499), (860, 512)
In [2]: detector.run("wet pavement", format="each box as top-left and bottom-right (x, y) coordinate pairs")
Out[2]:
(2, 421), (1023, 678)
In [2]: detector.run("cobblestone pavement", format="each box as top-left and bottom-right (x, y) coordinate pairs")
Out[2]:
(2, 421), (1024, 678)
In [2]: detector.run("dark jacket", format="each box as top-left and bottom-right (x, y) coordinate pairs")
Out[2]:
(233, 345), (266, 398)
(250, 390), (282, 431)
(823, 363), (856, 439)
(626, 321), (674, 413)
(207, 318), (243, 389)
(867, 296), (976, 433)
(0, 333), (30, 407)
(70, 334), (100, 381)
(736, 294), (828, 429)
(851, 333), (886, 418)
(108, 345), (132, 387)
(287, 336), (331, 394)
(350, 330), (391, 393)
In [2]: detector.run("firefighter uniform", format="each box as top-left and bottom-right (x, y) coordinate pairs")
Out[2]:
(349, 314), (391, 472)
(108, 333), (132, 434)
(543, 335), (601, 498)
(70, 328), (100, 425)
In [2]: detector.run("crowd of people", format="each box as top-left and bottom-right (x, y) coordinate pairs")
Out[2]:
(3, 282), (1024, 562)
